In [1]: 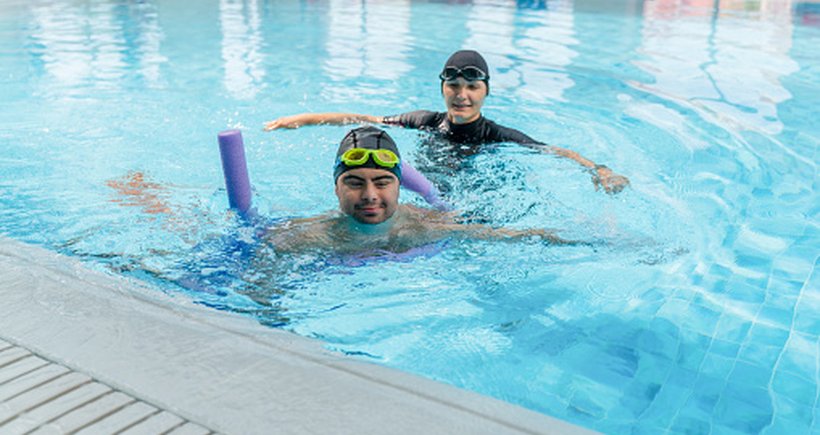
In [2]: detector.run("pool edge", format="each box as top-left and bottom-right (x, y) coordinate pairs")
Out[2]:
(0, 236), (596, 435)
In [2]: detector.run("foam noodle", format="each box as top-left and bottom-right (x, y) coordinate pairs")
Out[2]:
(400, 161), (451, 210)
(218, 129), (252, 214)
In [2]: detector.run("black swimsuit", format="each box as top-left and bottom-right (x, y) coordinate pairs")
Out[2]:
(382, 110), (544, 147)
(382, 110), (547, 200)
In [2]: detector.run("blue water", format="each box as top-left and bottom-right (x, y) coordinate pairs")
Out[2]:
(1, 0), (818, 433)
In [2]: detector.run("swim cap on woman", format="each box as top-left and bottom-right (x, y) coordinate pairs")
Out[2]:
(440, 50), (490, 95)
(333, 126), (402, 182)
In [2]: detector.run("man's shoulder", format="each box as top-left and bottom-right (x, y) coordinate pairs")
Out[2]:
(397, 204), (456, 224)
(397, 203), (429, 218)
(266, 212), (339, 236)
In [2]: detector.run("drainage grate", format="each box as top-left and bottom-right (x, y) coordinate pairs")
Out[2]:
(0, 339), (215, 435)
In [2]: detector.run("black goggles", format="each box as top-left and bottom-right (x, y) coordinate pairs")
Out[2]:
(438, 66), (488, 82)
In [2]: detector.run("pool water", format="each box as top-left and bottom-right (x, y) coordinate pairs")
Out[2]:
(1, 0), (818, 433)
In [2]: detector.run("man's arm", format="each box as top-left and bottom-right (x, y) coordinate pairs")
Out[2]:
(262, 213), (336, 253)
(442, 222), (582, 246)
(406, 206), (583, 246)
(107, 171), (171, 214)
(264, 113), (384, 131)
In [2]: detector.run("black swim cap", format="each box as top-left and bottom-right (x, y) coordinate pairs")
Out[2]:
(441, 49), (490, 95)
(333, 126), (402, 182)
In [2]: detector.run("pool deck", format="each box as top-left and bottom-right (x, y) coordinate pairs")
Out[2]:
(0, 237), (596, 435)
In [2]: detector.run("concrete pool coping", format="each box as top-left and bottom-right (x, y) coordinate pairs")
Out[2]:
(0, 236), (596, 435)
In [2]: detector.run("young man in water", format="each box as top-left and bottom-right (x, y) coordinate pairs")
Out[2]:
(107, 127), (580, 305)
(264, 126), (571, 256)
(107, 127), (573, 258)
(264, 50), (629, 194)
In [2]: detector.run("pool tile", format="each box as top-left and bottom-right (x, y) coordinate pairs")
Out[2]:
(639, 287), (667, 304)
(769, 272), (810, 294)
(699, 353), (736, 380)
(629, 423), (670, 435)
(793, 291), (820, 336)
(679, 328), (711, 349)
(734, 221), (790, 255)
(737, 342), (783, 369)
(801, 223), (819, 240)
(712, 422), (768, 435)
(762, 419), (813, 435)
(735, 252), (773, 272)
(618, 381), (661, 417)
(674, 286), (700, 302)
(636, 383), (691, 423)
(761, 292), (798, 311)
(750, 187), (774, 199)
(0, 355), (48, 386)
(753, 212), (806, 241)
(0, 347), (30, 367)
(718, 300), (762, 322)
(693, 375), (724, 409)
(771, 370), (816, 405)
(778, 245), (817, 277)
(667, 366), (700, 388)
(726, 360), (773, 388)
(777, 332), (817, 380)
(756, 305), (796, 330)
(165, 422), (210, 435)
(709, 263), (733, 279)
(566, 390), (606, 421)
(676, 343), (707, 372)
(118, 411), (184, 435)
(2, 382), (112, 434)
(744, 323), (790, 349)
(726, 279), (767, 304)
(633, 298), (664, 318)
(770, 395), (815, 429)
(669, 410), (712, 434)
(771, 254), (814, 280)
(656, 298), (692, 324)
(641, 319), (679, 361)
(712, 385), (773, 433)
(709, 278), (729, 294)
(709, 338), (742, 359)
(740, 275), (770, 291)
(713, 313), (753, 342)
(681, 303), (721, 336)
(567, 342), (639, 384)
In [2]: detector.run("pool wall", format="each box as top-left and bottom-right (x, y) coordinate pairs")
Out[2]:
(0, 236), (595, 435)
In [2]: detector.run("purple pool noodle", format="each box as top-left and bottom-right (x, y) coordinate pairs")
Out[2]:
(400, 161), (451, 210)
(218, 129), (252, 214)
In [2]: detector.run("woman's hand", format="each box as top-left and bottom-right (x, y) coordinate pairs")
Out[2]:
(263, 114), (313, 131)
(593, 165), (630, 194)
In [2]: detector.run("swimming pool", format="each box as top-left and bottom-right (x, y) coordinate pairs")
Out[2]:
(1, 0), (817, 433)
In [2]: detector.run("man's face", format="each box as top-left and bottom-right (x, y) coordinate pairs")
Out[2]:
(442, 77), (487, 124)
(335, 167), (400, 224)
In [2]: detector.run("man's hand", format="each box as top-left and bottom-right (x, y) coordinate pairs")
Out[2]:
(593, 165), (630, 194)
(106, 171), (171, 214)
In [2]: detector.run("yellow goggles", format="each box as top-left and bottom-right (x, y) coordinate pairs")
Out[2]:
(339, 148), (399, 168)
